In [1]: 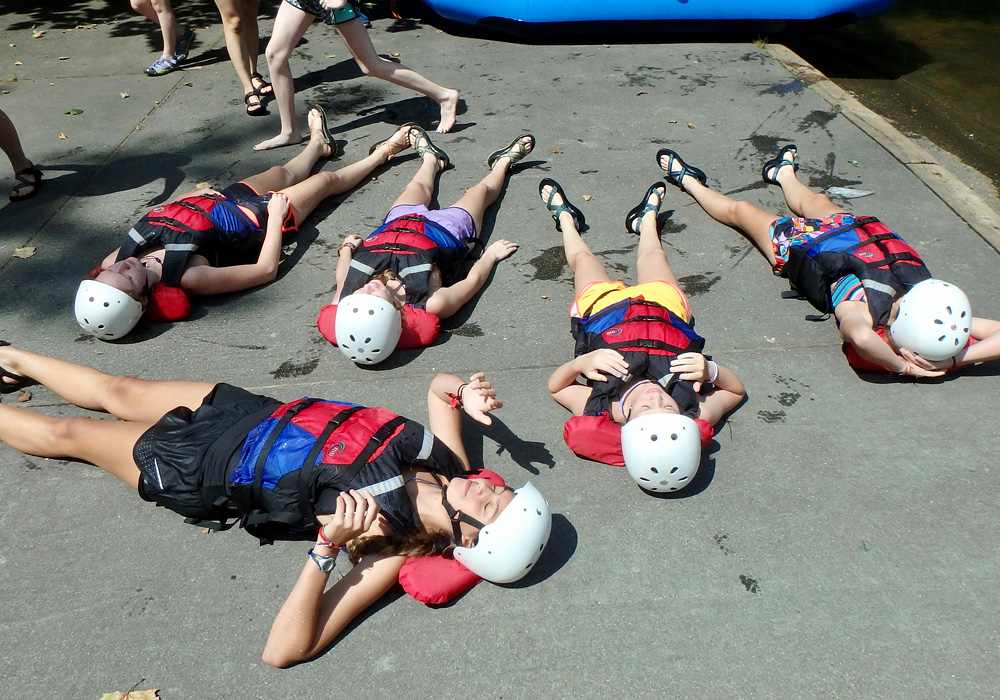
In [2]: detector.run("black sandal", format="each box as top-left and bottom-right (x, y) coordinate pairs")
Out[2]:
(486, 134), (535, 169)
(538, 178), (587, 233)
(251, 72), (273, 98)
(368, 122), (416, 156)
(9, 164), (42, 202)
(656, 148), (707, 192)
(625, 181), (667, 234)
(244, 90), (268, 117)
(0, 341), (29, 394)
(762, 144), (799, 184)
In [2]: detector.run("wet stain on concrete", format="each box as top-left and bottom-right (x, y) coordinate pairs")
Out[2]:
(713, 533), (731, 556)
(770, 391), (800, 407)
(450, 322), (483, 338)
(798, 109), (838, 132)
(679, 273), (721, 297)
(74, 334), (96, 343)
(757, 409), (786, 423)
(758, 80), (805, 97)
(659, 218), (687, 236)
(579, 169), (598, 175)
(739, 575), (761, 593)
(747, 134), (789, 159)
(527, 246), (567, 281)
(270, 353), (320, 379)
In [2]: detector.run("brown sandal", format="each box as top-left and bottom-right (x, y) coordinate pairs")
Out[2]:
(10, 164), (42, 202)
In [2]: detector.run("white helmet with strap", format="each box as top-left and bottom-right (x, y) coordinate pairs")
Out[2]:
(889, 278), (971, 361)
(621, 413), (701, 493)
(452, 482), (551, 584)
(74, 280), (145, 340)
(335, 294), (402, 365)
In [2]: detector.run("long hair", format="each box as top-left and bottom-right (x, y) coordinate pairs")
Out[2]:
(346, 529), (455, 564)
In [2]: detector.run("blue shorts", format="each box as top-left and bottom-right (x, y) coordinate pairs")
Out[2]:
(283, 0), (359, 26)
(383, 204), (476, 243)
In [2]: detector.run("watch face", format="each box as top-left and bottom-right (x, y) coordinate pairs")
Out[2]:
(310, 550), (336, 572)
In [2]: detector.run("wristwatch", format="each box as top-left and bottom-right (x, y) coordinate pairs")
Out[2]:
(308, 548), (337, 572)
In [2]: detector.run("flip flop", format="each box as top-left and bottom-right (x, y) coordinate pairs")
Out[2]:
(407, 125), (451, 170)
(368, 121), (416, 156)
(656, 148), (707, 192)
(0, 341), (29, 394)
(9, 164), (42, 202)
(538, 178), (587, 233)
(310, 105), (340, 159)
(486, 134), (535, 169)
(625, 181), (667, 234)
(761, 144), (799, 184)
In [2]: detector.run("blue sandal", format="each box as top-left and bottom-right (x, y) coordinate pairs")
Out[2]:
(625, 181), (667, 234)
(656, 148), (707, 192)
(538, 178), (586, 233)
(761, 144), (799, 184)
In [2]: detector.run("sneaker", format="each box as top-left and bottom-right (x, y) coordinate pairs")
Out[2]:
(174, 27), (195, 62)
(144, 56), (179, 77)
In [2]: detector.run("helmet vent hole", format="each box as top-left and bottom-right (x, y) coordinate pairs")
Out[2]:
(678, 475), (689, 482)
(934, 319), (943, 325)
(670, 433), (678, 441)
(937, 335), (945, 342)
(639, 476), (650, 482)
(670, 467), (678, 474)
(103, 302), (110, 308)
(660, 480), (668, 485)
(536, 509), (542, 516)
(650, 467), (659, 474)
(650, 434), (658, 442)
(953, 339), (959, 346)
(947, 306), (952, 314)
(368, 309), (375, 315)
(364, 337), (372, 343)
(351, 307), (359, 314)
(961, 310), (967, 318)
(88, 297), (95, 302)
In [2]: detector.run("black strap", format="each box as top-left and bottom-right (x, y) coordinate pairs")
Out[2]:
(295, 405), (364, 523)
(331, 416), (407, 491)
(250, 399), (319, 507)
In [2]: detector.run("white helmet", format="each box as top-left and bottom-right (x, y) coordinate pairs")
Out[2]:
(335, 294), (402, 365)
(74, 280), (145, 340)
(452, 482), (552, 584)
(889, 278), (971, 361)
(621, 413), (701, 493)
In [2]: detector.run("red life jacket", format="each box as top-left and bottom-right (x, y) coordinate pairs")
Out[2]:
(783, 216), (931, 326)
(342, 215), (472, 307)
(564, 412), (714, 467)
(316, 302), (441, 348)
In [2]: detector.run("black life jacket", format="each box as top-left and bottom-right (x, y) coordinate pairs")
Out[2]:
(116, 195), (263, 287)
(572, 295), (705, 417)
(783, 215), (931, 326)
(342, 215), (473, 308)
(227, 399), (426, 540)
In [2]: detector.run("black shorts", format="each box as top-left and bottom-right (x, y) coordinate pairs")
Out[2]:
(134, 383), (281, 520)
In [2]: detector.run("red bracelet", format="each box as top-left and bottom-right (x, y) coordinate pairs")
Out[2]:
(317, 526), (339, 549)
(446, 383), (468, 409)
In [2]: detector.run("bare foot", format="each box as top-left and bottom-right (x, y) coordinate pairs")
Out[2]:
(435, 89), (460, 134)
(253, 132), (304, 152)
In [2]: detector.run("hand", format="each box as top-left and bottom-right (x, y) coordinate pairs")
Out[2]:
(576, 349), (629, 382)
(319, 0), (348, 10)
(897, 349), (946, 377)
(485, 239), (519, 262)
(319, 490), (381, 546)
(670, 352), (711, 391)
(268, 192), (290, 219)
(461, 372), (502, 425)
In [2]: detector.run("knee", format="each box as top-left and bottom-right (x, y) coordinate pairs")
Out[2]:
(264, 42), (289, 66)
(49, 416), (91, 453)
(220, 12), (243, 33)
(104, 374), (144, 408)
(131, 0), (147, 13)
(729, 199), (757, 222)
(358, 57), (392, 79)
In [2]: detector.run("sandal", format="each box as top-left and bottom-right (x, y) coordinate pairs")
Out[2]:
(0, 341), (29, 394)
(625, 181), (667, 234)
(244, 90), (268, 117)
(762, 144), (799, 184)
(486, 134), (535, 169)
(407, 125), (450, 170)
(538, 178), (586, 233)
(251, 72), (273, 98)
(656, 148), (707, 192)
(309, 105), (340, 159)
(9, 164), (42, 202)
(368, 121), (416, 157)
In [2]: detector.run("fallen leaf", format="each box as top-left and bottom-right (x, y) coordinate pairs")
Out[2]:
(121, 91), (130, 98)
(195, 181), (212, 189)
(17, 390), (31, 402)
(65, 108), (84, 115)
(546, 146), (562, 154)
(8, 43), (14, 47)
(325, 54), (337, 58)
(58, 55), (70, 60)
(636, 90), (647, 96)
(33, 30), (45, 38)
(58, 132), (67, 139)
(668, 120), (677, 123)
(13, 246), (37, 258)
(582, 194), (592, 201)
(390, 52), (400, 57)
(687, 122), (697, 129)
(99, 689), (160, 700)
(14, 61), (22, 66)
(201, 528), (212, 534)
(187, 65), (201, 70)
(1, 90), (9, 94)
(847, 159), (859, 167)
(541, 295), (549, 300)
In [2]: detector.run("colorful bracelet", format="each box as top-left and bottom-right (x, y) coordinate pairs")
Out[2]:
(446, 383), (468, 409)
(317, 525), (340, 549)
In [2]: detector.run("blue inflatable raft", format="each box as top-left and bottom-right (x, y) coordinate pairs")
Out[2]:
(420, 0), (895, 34)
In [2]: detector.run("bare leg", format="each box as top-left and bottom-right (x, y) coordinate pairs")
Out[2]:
(770, 149), (843, 219)
(0, 404), (148, 488)
(389, 152), (445, 209)
(446, 159), (514, 235)
(214, 0), (262, 110)
(634, 195), (680, 287)
(133, 0), (181, 58)
(0, 345), (214, 422)
(0, 107), (31, 174)
(336, 19), (460, 133)
(255, 3), (314, 151)
(278, 121), (413, 220)
(540, 183), (610, 297)
(242, 109), (334, 192)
